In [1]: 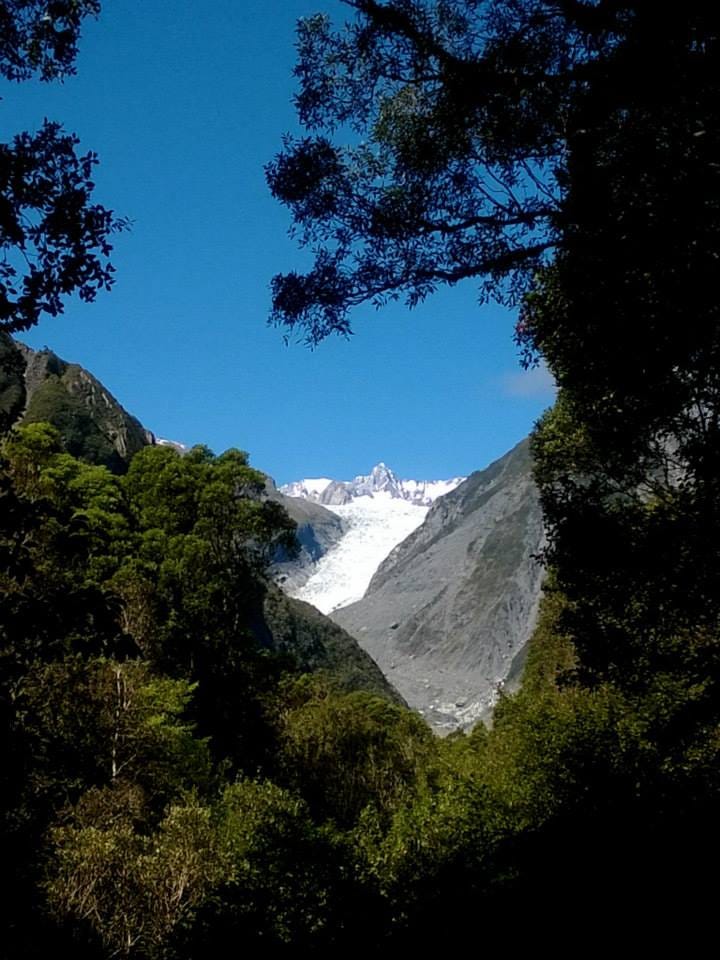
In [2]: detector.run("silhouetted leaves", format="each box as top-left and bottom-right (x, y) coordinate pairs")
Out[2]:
(0, 1), (125, 333)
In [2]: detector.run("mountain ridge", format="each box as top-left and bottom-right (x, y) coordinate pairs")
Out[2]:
(1, 333), (153, 471)
(281, 462), (464, 507)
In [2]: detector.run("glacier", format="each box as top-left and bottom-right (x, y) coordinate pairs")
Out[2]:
(289, 493), (430, 613)
(280, 463), (464, 614)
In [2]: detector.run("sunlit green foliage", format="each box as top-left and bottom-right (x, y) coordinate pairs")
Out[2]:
(0, 426), (307, 955)
(195, 780), (335, 948)
(46, 786), (224, 958)
(19, 658), (211, 808)
(274, 675), (435, 828)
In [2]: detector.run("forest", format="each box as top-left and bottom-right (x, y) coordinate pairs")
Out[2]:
(2, 0), (720, 954)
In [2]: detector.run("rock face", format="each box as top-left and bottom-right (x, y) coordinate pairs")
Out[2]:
(316, 480), (354, 506)
(265, 477), (348, 591)
(331, 439), (546, 730)
(0, 333), (153, 470)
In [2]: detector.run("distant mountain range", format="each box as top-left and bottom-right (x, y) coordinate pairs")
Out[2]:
(277, 464), (464, 612)
(280, 462), (464, 507)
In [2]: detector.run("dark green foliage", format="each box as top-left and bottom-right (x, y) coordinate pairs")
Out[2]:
(0, 0), (101, 82)
(269, 1), (720, 347)
(262, 586), (403, 701)
(506, 7), (720, 882)
(119, 445), (300, 771)
(509, 0), (720, 698)
(19, 658), (212, 808)
(46, 786), (224, 958)
(0, 427), (301, 952)
(0, 332), (26, 432)
(274, 675), (434, 828)
(0, 121), (127, 332)
(5, 415), (719, 950)
(267, 0), (572, 341)
(1, 423), (433, 954)
(185, 781), (337, 951)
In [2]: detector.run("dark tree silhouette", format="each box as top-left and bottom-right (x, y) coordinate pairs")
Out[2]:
(268, 1), (718, 349)
(267, 0), (576, 343)
(0, 1), (126, 333)
(269, 0), (720, 680)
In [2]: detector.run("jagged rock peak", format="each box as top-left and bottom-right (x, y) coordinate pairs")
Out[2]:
(280, 462), (465, 508)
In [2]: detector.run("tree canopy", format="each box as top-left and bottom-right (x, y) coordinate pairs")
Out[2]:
(0, 1), (126, 333)
(269, 0), (720, 684)
(269, 4), (720, 937)
(268, 1), (718, 344)
(3, 2), (720, 952)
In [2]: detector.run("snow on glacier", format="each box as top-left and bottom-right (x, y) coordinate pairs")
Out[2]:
(298, 477), (333, 497)
(289, 493), (429, 614)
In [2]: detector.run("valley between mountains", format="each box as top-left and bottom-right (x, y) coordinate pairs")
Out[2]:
(1, 332), (546, 732)
(273, 448), (545, 730)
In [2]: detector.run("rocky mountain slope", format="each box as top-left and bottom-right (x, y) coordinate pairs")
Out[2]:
(266, 477), (348, 592)
(261, 585), (403, 704)
(0, 333), (153, 470)
(331, 439), (545, 729)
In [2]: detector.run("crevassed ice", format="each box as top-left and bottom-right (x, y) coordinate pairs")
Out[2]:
(289, 493), (428, 614)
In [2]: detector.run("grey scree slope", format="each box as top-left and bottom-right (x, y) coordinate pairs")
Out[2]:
(331, 439), (545, 730)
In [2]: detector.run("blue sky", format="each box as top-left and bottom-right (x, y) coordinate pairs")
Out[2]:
(2, 0), (554, 485)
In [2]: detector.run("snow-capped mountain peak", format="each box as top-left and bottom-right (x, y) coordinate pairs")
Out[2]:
(279, 462), (464, 508)
(281, 477), (332, 499)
